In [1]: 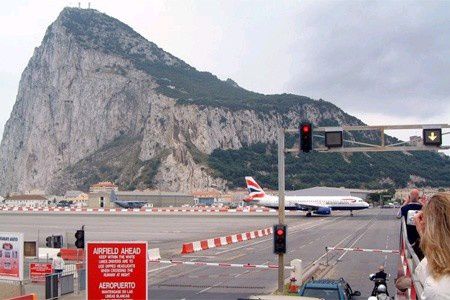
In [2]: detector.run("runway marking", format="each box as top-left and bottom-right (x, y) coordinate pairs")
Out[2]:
(196, 261), (272, 294)
(310, 214), (378, 266)
(147, 264), (173, 273)
(336, 217), (378, 261)
(196, 281), (224, 294)
(183, 255), (217, 259)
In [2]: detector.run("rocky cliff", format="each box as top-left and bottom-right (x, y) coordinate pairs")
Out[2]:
(1, 8), (448, 194)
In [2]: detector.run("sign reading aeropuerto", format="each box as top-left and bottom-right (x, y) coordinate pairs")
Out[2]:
(0, 232), (24, 281)
(87, 241), (148, 300)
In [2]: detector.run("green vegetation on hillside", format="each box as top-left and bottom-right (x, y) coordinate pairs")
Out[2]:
(53, 135), (166, 193)
(59, 8), (358, 115)
(208, 142), (450, 189)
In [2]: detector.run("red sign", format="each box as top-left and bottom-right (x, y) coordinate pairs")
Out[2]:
(29, 263), (53, 281)
(87, 242), (148, 300)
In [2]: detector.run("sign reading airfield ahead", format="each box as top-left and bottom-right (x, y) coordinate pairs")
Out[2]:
(87, 242), (148, 300)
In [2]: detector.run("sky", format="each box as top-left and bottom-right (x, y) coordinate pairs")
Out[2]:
(0, 0), (449, 145)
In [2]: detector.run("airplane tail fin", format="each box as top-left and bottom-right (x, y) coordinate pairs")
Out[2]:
(244, 177), (266, 202)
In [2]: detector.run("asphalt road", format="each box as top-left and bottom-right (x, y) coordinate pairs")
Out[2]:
(0, 208), (400, 299)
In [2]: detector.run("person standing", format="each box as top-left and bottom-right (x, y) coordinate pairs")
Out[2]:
(52, 252), (65, 275)
(397, 190), (422, 242)
(414, 193), (450, 299)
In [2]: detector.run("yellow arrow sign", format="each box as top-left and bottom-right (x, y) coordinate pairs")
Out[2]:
(428, 132), (438, 141)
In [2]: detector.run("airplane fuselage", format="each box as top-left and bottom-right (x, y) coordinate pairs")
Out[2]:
(250, 195), (370, 211)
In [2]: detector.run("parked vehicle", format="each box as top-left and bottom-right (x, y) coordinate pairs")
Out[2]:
(299, 278), (361, 300)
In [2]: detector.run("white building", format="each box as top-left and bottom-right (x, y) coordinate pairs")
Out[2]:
(4, 194), (49, 207)
(286, 186), (376, 200)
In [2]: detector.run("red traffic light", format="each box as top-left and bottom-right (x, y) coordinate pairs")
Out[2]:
(276, 229), (284, 236)
(301, 125), (310, 133)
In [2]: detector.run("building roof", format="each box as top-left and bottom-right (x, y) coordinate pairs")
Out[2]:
(191, 188), (222, 198)
(64, 190), (87, 198)
(286, 186), (374, 197)
(91, 181), (117, 188)
(5, 194), (48, 201)
(117, 191), (191, 197)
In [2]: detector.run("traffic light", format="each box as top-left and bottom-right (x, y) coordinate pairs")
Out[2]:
(273, 224), (287, 254)
(423, 128), (442, 146)
(75, 229), (85, 249)
(300, 123), (313, 152)
(46, 236), (53, 248)
(53, 235), (63, 248)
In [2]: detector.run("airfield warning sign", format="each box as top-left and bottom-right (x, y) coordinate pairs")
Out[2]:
(87, 241), (148, 300)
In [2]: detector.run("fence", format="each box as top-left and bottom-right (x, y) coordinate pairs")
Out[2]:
(399, 218), (424, 299)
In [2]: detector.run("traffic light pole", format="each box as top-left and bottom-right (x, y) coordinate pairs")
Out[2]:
(277, 127), (286, 293)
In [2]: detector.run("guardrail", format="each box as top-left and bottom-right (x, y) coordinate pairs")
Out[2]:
(399, 218), (424, 299)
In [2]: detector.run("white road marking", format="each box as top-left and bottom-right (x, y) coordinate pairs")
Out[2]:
(196, 281), (224, 294)
(147, 264), (173, 273)
(337, 217), (377, 261)
(310, 214), (378, 265)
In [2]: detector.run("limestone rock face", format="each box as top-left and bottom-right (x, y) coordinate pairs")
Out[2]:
(0, 8), (361, 194)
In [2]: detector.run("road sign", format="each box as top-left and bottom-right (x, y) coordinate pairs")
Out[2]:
(87, 241), (148, 300)
(325, 131), (343, 148)
(30, 263), (53, 282)
(0, 232), (24, 281)
(423, 128), (442, 146)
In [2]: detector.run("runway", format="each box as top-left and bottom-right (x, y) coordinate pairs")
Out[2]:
(0, 208), (400, 299)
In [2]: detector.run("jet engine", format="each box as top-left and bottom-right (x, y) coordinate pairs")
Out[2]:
(314, 207), (331, 215)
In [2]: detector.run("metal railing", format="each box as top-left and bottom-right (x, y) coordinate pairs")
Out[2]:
(400, 218), (424, 299)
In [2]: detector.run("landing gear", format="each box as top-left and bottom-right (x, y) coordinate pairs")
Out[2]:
(306, 211), (312, 217)
(350, 210), (354, 217)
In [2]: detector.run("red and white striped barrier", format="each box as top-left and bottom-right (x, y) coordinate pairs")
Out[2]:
(181, 227), (273, 254)
(326, 246), (400, 254)
(0, 206), (277, 214)
(148, 259), (293, 270)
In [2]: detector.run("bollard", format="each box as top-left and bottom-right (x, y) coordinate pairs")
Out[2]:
(289, 277), (298, 293)
(290, 259), (303, 282)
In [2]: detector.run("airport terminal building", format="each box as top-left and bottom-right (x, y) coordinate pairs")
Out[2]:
(286, 186), (373, 199)
(86, 183), (194, 208)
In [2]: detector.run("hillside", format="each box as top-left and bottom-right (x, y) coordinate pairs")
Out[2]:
(0, 7), (449, 195)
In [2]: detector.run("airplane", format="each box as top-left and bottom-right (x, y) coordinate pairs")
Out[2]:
(244, 177), (369, 216)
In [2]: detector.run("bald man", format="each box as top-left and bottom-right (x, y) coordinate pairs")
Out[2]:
(397, 189), (422, 249)
(374, 265), (387, 281)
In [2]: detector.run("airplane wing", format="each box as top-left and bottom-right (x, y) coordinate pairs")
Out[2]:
(295, 203), (320, 210)
(295, 203), (332, 215)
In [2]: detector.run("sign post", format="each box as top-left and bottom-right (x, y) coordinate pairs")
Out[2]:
(277, 127), (286, 293)
(0, 232), (24, 281)
(87, 241), (148, 300)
